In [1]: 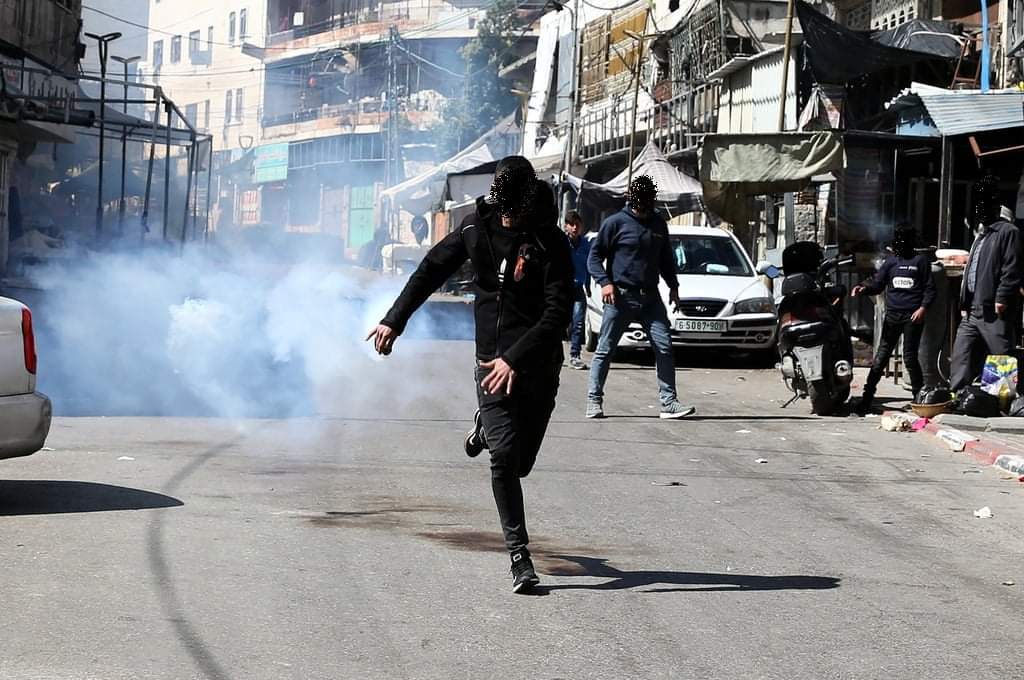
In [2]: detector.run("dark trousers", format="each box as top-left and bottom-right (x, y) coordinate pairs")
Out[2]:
(864, 312), (924, 398)
(950, 309), (1015, 391)
(568, 286), (587, 357)
(475, 362), (560, 553)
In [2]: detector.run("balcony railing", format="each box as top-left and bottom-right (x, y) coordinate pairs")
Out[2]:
(267, 4), (473, 46)
(576, 81), (720, 163)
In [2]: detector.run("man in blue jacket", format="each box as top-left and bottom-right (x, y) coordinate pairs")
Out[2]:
(565, 210), (591, 370)
(585, 175), (695, 420)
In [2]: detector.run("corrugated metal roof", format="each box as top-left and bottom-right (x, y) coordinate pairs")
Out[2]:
(902, 82), (1024, 136)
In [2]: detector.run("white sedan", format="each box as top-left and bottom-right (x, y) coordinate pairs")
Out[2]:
(585, 225), (777, 353)
(0, 296), (51, 459)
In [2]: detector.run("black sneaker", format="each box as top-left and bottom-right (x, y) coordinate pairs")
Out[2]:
(855, 395), (874, 417)
(510, 550), (540, 593)
(464, 410), (487, 458)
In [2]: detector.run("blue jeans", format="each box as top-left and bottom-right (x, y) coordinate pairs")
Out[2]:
(569, 286), (587, 357)
(587, 288), (678, 406)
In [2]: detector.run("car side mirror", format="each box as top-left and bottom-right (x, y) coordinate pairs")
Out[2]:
(756, 261), (781, 278)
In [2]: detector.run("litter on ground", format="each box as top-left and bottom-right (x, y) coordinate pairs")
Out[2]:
(974, 506), (994, 519)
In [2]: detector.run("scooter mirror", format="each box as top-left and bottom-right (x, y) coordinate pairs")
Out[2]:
(756, 261), (781, 278)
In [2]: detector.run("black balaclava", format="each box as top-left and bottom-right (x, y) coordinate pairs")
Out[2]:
(971, 174), (1002, 229)
(627, 175), (658, 214)
(892, 224), (917, 258)
(488, 155), (537, 225)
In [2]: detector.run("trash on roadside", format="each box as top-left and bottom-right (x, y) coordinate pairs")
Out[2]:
(689, 458), (701, 462)
(981, 355), (1018, 412)
(736, 429), (752, 434)
(905, 468), (925, 473)
(117, 456), (135, 461)
(778, 437), (787, 441)
(881, 413), (915, 432)
(936, 429), (975, 452)
(911, 418), (930, 432)
(41, 447), (54, 451)
(736, 376), (746, 381)
(974, 506), (994, 519)
(1002, 580), (1016, 586)
(701, 391), (718, 396)
(962, 468), (982, 474)
(866, 414), (878, 419)
(652, 481), (686, 486)
(755, 458), (769, 464)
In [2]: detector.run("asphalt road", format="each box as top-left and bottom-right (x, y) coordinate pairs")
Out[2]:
(2, 341), (1023, 680)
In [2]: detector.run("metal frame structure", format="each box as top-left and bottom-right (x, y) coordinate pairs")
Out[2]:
(2, 63), (215, 249)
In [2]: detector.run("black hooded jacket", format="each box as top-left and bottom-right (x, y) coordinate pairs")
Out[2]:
(960, 220), (1021, 311)
(381, 182), (574, 372)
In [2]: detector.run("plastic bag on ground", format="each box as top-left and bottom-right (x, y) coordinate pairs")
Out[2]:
(981, 355), (1018, 412)
(954, 386), (1003, 418)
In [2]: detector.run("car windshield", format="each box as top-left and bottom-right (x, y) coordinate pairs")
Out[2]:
(672, 235), (753, 277)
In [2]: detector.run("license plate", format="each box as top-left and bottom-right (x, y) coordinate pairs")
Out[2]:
(675, 319), (727, 333)
(792, 346), (824, 381)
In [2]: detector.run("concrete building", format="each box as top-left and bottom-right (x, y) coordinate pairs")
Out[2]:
(141, 1), (267, 152)
(228, 0), (496, 255)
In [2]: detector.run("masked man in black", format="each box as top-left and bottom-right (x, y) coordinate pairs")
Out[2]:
(366, 156), (573, 594)
(852, 224), (936, 414)
(950, 175), (1021, 392)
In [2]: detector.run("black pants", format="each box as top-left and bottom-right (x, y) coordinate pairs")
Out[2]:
(950, 309), (1015, 391)
(475, 362), (560, 553)
(864, 312), (924, 398)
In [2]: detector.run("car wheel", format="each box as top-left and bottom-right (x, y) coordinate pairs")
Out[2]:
(585, 313), (598, 353)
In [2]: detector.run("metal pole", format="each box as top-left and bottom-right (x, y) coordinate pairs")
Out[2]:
(560, 0), (580, 222)
(980, 0), (991, 91)
(141, 94), (158, 246)
(96, 42), (107, 241)
(626, 15), (648, 186)
(118, 61), (128, 235)
(182, 135), (196, 249)
(163, 103), (172, 241)
(205, 139), (213, 243)
(778, 0), (796, 131)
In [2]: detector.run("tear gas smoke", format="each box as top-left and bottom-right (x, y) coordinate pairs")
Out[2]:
(27, 239), (473, 419)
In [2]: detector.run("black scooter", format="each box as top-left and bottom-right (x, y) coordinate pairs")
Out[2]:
(761, 242), (859, 416)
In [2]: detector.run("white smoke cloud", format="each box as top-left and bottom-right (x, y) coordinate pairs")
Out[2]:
(26, 241), (473, 420)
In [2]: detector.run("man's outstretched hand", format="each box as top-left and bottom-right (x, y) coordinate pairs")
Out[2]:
(480, 357), (516, 395)
(366, 324), (397, 355)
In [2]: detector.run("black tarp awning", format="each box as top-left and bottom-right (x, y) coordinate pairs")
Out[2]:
(797, 1), (959, 83)
(872, 19), (964, 59)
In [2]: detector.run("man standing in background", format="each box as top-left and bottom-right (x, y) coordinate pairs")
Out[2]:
(565, 210), (591, 370)
(585, 175), (695, 420)
(950, 174), (1021, 391)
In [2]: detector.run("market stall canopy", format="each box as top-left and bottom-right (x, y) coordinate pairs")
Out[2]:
(74, 88), (199, 146)
(796, 1), (960, 83)
(872, 19), (964, 58)
(566, 142), (704, 214)
(700, 131), (844, 225)
(444, 160), (498, 206)
(888, 82), (1024, 136)
(380, 115), (520, 215)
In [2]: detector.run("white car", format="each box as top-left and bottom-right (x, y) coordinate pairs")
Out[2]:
(0, 296), (51, 459)
(585, 225), (777, 353)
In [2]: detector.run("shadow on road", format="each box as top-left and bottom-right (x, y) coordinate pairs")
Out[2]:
(0, 480), (183, 516)
(538, 555), (840, 594)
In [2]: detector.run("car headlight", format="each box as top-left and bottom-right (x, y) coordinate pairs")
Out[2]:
(733, 297), (775, 315)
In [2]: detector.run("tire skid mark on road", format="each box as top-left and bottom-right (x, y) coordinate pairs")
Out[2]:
(146, 434), (256, 680)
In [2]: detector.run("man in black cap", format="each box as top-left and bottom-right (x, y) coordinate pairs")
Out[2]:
(585, 174), (694, 419)
(950, 174), (1021, 391)
(366, 156), (573, 593)
(852, 223), (936, 414)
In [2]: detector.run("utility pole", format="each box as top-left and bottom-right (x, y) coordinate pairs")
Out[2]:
(625, 8), (651, 186)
